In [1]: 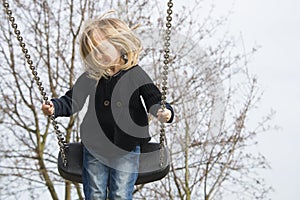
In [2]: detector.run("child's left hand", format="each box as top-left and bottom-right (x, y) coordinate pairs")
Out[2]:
(157, 108), (172, 123)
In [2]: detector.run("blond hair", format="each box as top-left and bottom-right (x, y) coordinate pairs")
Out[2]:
(79, 11), (142, 80)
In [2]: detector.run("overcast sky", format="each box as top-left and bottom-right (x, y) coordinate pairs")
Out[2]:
(214, 0), (299, 199)
(174, 0), (300, 199)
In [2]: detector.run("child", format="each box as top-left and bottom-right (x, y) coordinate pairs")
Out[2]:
(42, 11), (174, 200)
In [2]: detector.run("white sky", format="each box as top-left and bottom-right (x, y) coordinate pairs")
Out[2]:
(175, 0), (300, 199)
(225, 1), (300, 200)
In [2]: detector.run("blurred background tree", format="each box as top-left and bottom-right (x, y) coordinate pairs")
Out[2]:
(0, 0), (273, 199)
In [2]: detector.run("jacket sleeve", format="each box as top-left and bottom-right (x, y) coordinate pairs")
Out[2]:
(135, 66), (174, 123)
(51, 72), (96, 117)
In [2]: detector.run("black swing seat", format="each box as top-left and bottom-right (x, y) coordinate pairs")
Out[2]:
(57, 142), (170, 185)
(58, 143), (83, 183)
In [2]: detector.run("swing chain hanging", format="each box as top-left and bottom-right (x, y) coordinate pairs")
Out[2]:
(3, 0), (173, 169)
(160, 0), (173, 167)
(2, 1), (68, 166)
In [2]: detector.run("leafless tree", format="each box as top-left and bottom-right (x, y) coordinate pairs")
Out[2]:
(0, 0), (273, 199)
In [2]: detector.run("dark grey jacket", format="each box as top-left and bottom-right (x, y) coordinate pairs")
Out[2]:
(52, 65), (174, 151)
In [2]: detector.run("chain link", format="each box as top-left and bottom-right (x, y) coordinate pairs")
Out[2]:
(160, 0), (173, 167)
(2, 1), (68, 166)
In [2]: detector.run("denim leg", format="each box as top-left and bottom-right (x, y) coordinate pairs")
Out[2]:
(82, 146), (109, 200)
(108, 145), (140, 200)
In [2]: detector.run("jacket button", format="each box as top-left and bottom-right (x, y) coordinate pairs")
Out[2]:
(104, 100), (110, 106)
(116, 101), (122, 107)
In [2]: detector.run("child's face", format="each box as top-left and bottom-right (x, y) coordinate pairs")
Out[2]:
(92, 31), (121, 67)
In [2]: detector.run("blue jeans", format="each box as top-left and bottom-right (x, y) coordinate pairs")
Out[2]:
(82, 145), (140, 200)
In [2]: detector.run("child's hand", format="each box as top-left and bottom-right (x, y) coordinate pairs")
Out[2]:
(157, 108), (172, 123)
(42, 101), (54, 116)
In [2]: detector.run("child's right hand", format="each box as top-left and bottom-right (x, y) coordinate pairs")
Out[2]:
(42, 101), (55, 116)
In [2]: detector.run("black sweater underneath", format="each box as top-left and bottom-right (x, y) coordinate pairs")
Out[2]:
(52, 65), (174, 151)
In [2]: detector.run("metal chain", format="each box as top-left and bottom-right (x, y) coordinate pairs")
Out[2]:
(2, 1), (68, 166)
(160, 0), (173, 167)
(3, 0), (173, 168)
